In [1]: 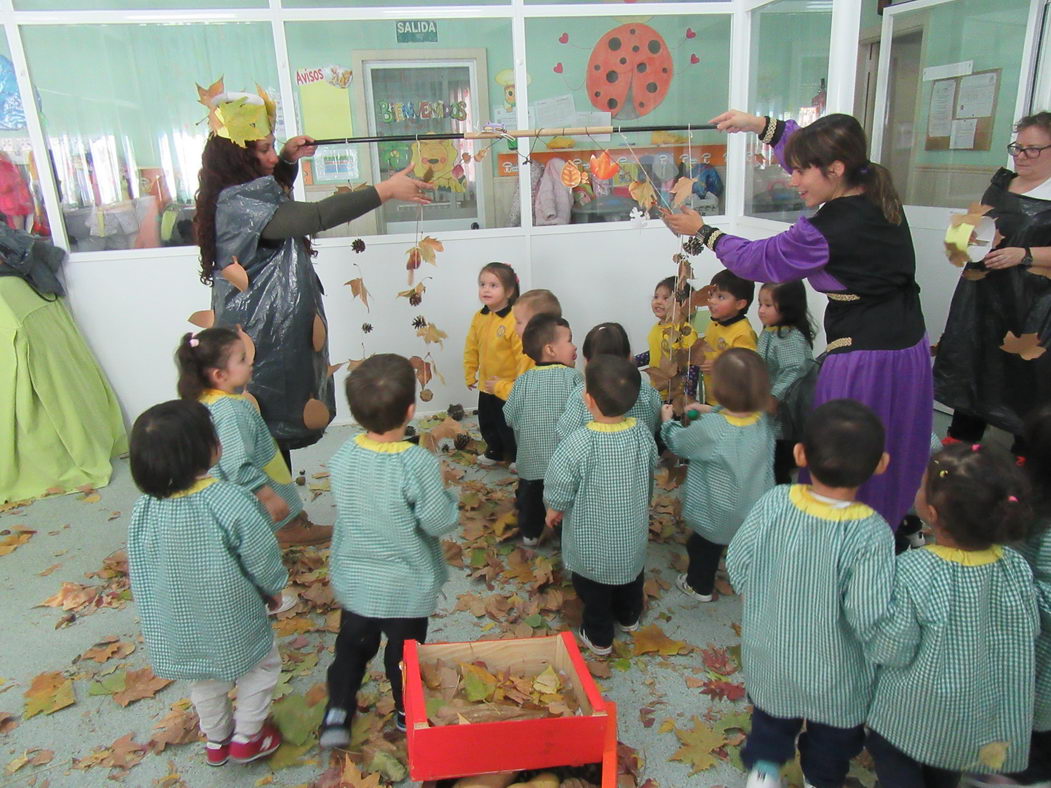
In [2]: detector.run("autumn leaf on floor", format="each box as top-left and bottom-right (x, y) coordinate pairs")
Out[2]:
(23, 671), (75, 719)
(41, 581), (99, 612)
(4, 748), (53, 775)
(79, 635), (136, 664)
(669, 715), (728, 775)
(0, 527), (35, 556)
(0, 711), (18, 733)
(74, 732), (146, 777)
(272, 692), (327, 747)
(633, 624), (691, 657)
(700, 645), (739, 677)
(323, 755), (384, 788)
(148, 700), (201, 753)
(111, 667), (172, 707)
(639, 706), (657, 728)
(699, 678), (747, 702)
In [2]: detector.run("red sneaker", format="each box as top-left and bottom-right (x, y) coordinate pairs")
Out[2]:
(205, 739), (230, 767)
(941, 436), (963, 446)
(229, 723), (282, 764)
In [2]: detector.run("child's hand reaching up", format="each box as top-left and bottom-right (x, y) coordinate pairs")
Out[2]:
(545, 508), (563, 528)
(255, 485), (290, 524)
(661, 404), (676, 423)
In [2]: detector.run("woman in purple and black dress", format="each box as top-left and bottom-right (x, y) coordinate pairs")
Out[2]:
(664, 110), (932, 531)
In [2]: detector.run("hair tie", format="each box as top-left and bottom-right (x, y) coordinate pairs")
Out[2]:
(189, 335), (200, 348)
(1008, 495), (1018, 503)
(858, 161), (871, 176)
(971, 443), (981, 451)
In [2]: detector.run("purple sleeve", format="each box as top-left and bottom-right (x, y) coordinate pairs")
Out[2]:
(713, 216), (830, 283)
(770, 119), (800, 174)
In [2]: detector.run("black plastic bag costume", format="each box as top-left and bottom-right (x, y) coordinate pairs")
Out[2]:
(211, 175), (334, 450)
(934, 168), (1051, 436)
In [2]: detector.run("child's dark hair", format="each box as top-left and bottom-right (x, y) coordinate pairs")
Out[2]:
(656, 275), (691, 303)
(802, 399), (885, 489)
(924, 443), (1031, 549)
(760, 281), (815, 346)
(784, 113), (903, 225)
(1023, 404), (1051, 520)
(585, 355), (641, 418)
(345, 353), (416, 433)
(480, 262), (519, 306)
(582, 322), (631, 361)
(522, 314), (570, 363)
(130, 400), (219, 498)
(710, 270), (755, 312)
(711, 349), (769, 413)
(175, 327), (241, 400)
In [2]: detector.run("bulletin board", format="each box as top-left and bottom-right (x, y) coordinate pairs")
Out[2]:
(924, 68), (1000, 151)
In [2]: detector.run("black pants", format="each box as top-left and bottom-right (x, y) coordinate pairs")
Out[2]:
(866, 729), (961, 788)
(515, 478), (545, 540)
(326, 609), (428, 716)
(948, 411), (1027, 455)
(1004, 729), (1051, 782)
(773, 439), (796, 485)
(571, 572), (644, 650)
(478, 392), (516, 462)
(685, 532), (725, 596)
(741, 704), (864, 788)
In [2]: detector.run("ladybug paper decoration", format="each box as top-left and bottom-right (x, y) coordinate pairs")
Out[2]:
(587, 24), (673, 119)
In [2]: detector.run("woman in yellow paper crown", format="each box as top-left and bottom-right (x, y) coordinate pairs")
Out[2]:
(192, 80), (431, 544)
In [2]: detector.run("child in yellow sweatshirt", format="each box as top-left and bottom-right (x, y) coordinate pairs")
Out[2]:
(464, 262), (522, 466)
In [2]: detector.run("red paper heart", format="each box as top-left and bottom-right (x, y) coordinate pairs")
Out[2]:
(558, 33), (569, 44)
(686, 27), (696, 39)
(553, 62), (563, 74)
(690, 54), (700, 64)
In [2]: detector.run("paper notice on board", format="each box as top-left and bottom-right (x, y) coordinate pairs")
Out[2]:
(950, 118), (978, 149)
(956, 72), (997, 118)
(532, 94), (577, 130)
(928, 80), (956, 138)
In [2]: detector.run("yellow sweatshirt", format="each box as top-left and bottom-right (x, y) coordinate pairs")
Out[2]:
(702, 313), (758, 405)
(464, 305), (525, 401)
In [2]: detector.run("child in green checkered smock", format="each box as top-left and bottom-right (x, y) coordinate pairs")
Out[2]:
(661, 348), (774, 603)
(320, 355), (460, 749)
(128, 400), (288, 766)
(544, 355), (658, 657)
(555, 322), (661, 442)
(176, 328), (329, 549)
(756, 282), (814, 484)
(503, 314), (582, 545)
(865, 443), (1038, 786)
(726, 400), (895, 788)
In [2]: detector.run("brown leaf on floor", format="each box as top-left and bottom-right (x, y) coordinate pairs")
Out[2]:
(632, 624), (692, 657)
(74, 732), (147, 776)
(79, 636), (136, 664)
(147, 701), (200, 753)
(668, 715), (728, 775)
(0, 527), (36, 556)
(23, 671), (75, 719)
(0, 711), (18, 733)
(112, 667), (172, 707)
(40, 581), (99, 612)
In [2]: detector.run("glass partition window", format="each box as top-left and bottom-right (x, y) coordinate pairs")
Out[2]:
(21, 23), (278, 252)
(285, 18), (514, 236)
(874, 0), (1031, 209)
(0, 38), (50, 237)
(523, 13), (731, 226)
(16, 0), (264, 8)
(745, 0), (832, 221)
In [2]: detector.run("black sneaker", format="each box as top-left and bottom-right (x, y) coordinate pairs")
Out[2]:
(395, 711), (407, 733)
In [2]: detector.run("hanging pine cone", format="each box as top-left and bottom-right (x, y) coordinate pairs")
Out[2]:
(361, 322), (374, 334)
(454, 433), (470, 451)
(408, 292), (423, 307)
(412, 315), (427, 329)
(351, 238), (366, 253)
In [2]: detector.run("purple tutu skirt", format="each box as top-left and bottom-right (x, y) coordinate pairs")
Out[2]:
(804, 336), (934, 528)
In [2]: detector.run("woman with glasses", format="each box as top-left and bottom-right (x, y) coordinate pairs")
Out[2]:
(934, 111), (1051, 453)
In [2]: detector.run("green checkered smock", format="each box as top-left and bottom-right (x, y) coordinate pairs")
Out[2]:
(757, 327), (812, 438)
(201, 389), (303, 530)
(544, 418), (658, 585)
(660, 410), (775, 544)
(726, 485), (894, 727)
(867, 545), (1038, 772)
(128, 478), (287, 682)
(329, 434), (460, 619)
(503, 363), (582, 481)
(1017, 520), (1051, 732)
(554, 381), (661, 443)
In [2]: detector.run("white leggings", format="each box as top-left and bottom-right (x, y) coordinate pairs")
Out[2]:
(188, 641), (281, 743)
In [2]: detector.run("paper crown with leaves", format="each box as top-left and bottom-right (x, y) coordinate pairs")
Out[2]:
(196, 77), (277, 148)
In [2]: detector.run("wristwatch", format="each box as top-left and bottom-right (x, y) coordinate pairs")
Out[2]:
(1020, 246), (1033, 267)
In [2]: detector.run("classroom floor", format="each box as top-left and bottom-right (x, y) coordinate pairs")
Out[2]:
(0, 412), (958, 788)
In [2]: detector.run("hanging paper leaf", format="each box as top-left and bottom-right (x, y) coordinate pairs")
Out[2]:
(409, 356), (433, 387)
(345, 277), (370, 310)
(671, 177), (696, 208)
(589, 151), (620, 180)
(629, 180), (657, 210)
(561, 161), (582, 188)
(303, 398), (331, 430)
(417, 322), (448, 348)
(311, 314), (326, 352)
(221, 257), (249, 292)
(1000, 331), (1046, 361)
(187, 310), (215, 329)
(406, 247), (423, 284)
(418, 236), (444, 264)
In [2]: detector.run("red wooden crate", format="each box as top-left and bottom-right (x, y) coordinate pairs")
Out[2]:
(403, 632), (614, 783)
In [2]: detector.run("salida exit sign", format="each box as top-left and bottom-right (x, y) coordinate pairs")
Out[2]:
(396, 20), (438, 43)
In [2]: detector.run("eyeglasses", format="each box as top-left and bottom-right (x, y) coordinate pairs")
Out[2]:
(1007, 142), (1051, 159)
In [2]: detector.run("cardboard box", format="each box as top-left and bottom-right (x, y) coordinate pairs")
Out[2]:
(403, 632), (615, 783)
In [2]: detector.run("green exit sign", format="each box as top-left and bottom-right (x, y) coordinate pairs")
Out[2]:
(396, 20), (438, 44)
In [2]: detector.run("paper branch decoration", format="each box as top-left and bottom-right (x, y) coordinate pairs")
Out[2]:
(1000, 331), (1046, 361)
(944, 203), (995, 267)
